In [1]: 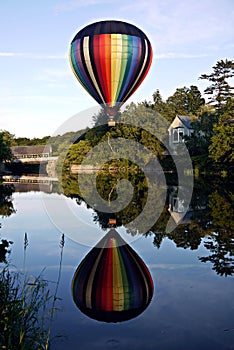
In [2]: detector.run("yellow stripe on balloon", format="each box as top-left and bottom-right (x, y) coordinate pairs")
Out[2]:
(112, 239), (125, 311)
(111, 34), (123, 106)
(83, 36), (105, 104)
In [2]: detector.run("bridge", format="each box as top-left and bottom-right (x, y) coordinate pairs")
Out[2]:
(2, 175), (58, 193)
(13, 156), (58, 163)
(11, 145), (58, 177)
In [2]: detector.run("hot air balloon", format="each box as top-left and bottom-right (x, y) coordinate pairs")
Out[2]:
(72, 228), (154, 322)
(69, 20), (153, 126)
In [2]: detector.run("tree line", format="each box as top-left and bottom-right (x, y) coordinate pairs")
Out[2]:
(63, 59), (233, 174)
(0, 59), (233, 173)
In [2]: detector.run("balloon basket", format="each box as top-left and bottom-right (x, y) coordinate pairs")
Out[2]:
(108, 121), (116, 127)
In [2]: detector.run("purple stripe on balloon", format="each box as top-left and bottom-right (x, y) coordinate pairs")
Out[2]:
(71, 39), (102, 103)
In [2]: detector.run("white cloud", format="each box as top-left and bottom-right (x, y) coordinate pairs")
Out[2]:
(150, 263), (205, 270)
(155, 52), (209, 59)
(119, 0), (234, 52)
(34, 68), (71, 85)
(0, 52), (66, 60)
(54, 0), (112, 13)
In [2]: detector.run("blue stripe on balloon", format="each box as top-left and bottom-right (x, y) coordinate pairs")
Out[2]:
(119, 245), (142, 309)
(118, 36), (141, 103)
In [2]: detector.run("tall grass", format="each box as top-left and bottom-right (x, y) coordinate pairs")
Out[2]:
(0, 233), (65, 350)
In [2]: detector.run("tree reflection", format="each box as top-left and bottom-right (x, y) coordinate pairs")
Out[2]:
(0, 183), (15, 217)
(61, 170), (234, 276)
(0, 183), (15, 263)
(199, 233), (234, 276)
(0, 239), (13, 263)
(198, 188), (234, 276)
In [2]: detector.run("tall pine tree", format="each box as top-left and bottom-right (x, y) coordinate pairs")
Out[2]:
(199, 59), (234, 111)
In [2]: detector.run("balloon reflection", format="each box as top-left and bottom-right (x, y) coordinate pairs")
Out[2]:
(72, 228), (154, 322)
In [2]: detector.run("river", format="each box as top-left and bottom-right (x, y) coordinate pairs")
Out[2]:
(0, 173), (233, 350)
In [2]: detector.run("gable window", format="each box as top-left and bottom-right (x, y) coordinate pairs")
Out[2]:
(173, 128), (184, 143)
(172, 196), (185, 212)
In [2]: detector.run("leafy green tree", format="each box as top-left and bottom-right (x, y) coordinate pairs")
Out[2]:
(185, 105), (218, 156)
(187, 85), (206, 114)
(150, 89), (176, 122)
(209, 123), (234, 164)
(0, 131), (14, 163)
(166, 85), (205, 116)
(199, 59), (234, 111)
(65, 140), (92, 165)
(14, 136), (50, 146)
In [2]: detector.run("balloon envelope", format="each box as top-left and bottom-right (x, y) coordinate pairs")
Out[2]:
(72, 228), (154, 322)
(69, 20), (153, 116)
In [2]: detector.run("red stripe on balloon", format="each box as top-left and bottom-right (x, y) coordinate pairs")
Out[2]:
(93, 35), (106, 103)
(101, 34), (111, 105)
(100, 239), (113, 311)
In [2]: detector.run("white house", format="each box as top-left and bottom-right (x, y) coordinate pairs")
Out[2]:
(168, 186), (193, 225)
(168, 115), (193, 154)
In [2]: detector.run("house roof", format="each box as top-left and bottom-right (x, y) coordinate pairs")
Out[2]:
(12, 145), (52, 155)
(177, 115), (193, 129)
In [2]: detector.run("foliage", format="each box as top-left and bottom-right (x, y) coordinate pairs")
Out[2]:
(0, 131), (14, 163)
(14, 136), (50, 147)
(166, 85), (205, 116)
(0, 233), (65, 349)
(0, 239), (13, 263)
(3, 58), (233, 175)
(199, 187), (234, 276)
(184, 106), (218, 157)
(209, 123), (234, 164)
(199, 59), (234, 110)
(0, 184), (15, 218)
(0, 268), (51, 349)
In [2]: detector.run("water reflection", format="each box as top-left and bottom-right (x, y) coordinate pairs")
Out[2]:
(0, 183), (15, 262)
(61, 172), (234, 277)
(72, 227), (154, 322)
(0, 173), (233, 278)
(0, 172), (233, 348)
(0, 183), (15, 217)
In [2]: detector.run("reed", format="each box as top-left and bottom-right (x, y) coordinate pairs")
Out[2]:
(0, 233), (65, 350)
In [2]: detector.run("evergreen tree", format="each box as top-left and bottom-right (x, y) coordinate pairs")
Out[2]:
(209, 123), (234, 164)
(199, 59), (234, 111)
(166, 85), (205, 116)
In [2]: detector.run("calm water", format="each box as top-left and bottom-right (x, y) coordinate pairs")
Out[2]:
(0, 175), (234, 350)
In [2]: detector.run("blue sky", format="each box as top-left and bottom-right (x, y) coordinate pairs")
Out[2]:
(0, 0), (233, 138)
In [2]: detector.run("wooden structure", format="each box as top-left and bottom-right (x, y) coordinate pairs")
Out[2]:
(12, 145), (52, 160)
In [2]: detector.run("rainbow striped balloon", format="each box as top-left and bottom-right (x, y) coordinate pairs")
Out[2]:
(72, 228), (154, 322)
(69, 20), (153, 117)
